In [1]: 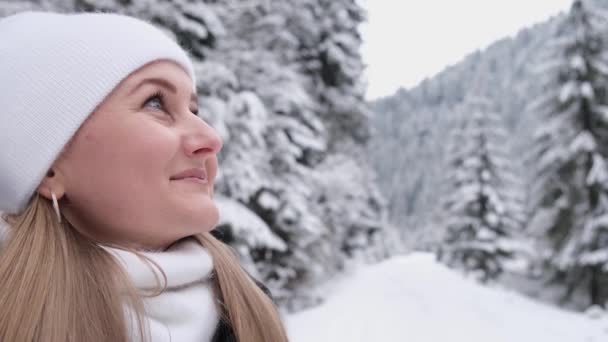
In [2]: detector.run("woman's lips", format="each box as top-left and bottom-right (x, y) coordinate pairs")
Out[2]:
(170, 167), (207, 181)
(176, 176), (208, 184)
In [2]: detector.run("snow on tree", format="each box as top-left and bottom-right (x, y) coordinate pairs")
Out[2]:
(275, 0), (389, 260)
(437, 95), (526, 282)
(528, 0), (608, 307)
(213, 194), (287, 276)
(204, 2), (388, 310)
(200, 4), (337, 310)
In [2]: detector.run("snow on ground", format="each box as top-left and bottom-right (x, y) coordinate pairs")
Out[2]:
(286, 252), (608, 342)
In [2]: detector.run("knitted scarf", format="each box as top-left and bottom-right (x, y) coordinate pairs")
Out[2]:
(107, 237), (219, 342)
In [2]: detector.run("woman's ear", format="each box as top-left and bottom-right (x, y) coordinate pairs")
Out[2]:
(36, 167), (66, 200)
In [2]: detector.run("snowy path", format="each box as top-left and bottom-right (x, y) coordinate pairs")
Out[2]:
(286, 253), (607, 342)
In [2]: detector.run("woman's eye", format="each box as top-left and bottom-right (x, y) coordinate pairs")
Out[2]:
(143, 91), (198, 117)
(143, 92), (167, 113)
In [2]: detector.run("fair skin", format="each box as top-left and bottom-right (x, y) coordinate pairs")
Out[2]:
(36, 59), (223, 251)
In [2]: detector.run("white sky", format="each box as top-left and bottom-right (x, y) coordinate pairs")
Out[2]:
(359, 0), (574, 100)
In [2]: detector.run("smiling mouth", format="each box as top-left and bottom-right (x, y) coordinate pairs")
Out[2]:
(174, 176), (208, 184)
(170, 167), (208, 182)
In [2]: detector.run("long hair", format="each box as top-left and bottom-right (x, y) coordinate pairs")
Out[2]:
(0, 193), (289, 342)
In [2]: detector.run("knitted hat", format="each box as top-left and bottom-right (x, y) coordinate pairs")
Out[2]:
(0, 11), (197, 214)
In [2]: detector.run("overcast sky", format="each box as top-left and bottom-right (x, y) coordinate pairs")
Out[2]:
(359, 0), (575, 100)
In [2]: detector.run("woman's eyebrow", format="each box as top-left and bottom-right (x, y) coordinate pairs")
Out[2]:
(129, 77), (198, 103)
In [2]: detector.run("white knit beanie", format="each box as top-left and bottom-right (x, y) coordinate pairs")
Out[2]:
(0, 11), (197, 214)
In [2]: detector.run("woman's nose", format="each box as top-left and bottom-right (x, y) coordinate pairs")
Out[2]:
(182, 116), (223, 157)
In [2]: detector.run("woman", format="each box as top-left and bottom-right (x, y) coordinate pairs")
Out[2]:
(0, 11), (289, 342)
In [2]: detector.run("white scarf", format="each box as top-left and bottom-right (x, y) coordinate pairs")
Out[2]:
(107, 237), (220, 342)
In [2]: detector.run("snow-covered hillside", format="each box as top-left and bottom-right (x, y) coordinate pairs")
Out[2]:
(286, 253), (607, 342)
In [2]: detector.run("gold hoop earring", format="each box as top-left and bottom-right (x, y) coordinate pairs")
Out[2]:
(51, 191), (61, 224)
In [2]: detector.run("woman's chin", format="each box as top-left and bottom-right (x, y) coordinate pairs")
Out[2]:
(183, 207), (219, 233)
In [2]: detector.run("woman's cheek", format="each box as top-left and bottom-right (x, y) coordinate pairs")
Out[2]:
(130, 129), (177, 178)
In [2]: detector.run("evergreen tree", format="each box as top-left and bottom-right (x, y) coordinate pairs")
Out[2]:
(276, 0), (389, 260)
(206, 2), (388, 309)
(438, 96), (525, 282)
(528, 0), (608, 306)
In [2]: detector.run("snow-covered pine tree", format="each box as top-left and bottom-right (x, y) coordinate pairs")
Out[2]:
(205, 3), (337, 310)
(207, 1), (388, 309)
(274, 0), (389, 260)
(528, 0), (608, 307)
(438, 96), (525, 282)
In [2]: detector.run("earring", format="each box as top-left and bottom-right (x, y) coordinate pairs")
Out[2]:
(51, 191), (62, 224)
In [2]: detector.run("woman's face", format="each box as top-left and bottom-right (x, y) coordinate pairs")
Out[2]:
(40, 60), (223, 250)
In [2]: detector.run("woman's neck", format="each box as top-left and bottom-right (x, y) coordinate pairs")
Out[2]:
(104, 236), (214, 290)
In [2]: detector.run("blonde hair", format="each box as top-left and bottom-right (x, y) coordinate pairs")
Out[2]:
(0, 193), (289, 342)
